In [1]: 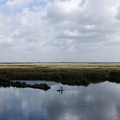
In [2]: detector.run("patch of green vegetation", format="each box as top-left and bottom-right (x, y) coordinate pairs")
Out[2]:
(0, 79), (50, 90)
(0, 63), (120, 86)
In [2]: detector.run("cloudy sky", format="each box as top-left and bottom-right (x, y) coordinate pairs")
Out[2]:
(0, 0), (120, 62)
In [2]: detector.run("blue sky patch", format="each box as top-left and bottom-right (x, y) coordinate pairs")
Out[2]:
(27, 1), (48, 12)
(0, 0), (7, 4)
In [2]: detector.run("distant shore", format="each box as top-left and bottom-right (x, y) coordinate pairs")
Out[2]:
(0, 63), (120, 86)
(1, 62), (120, 64)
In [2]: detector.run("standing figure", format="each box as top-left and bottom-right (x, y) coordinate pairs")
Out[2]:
(61, 87), (63, 90)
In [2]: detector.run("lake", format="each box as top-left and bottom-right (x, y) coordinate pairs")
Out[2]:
(0, 81), (120, 120)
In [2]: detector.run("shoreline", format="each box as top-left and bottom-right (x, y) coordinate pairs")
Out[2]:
(0, 80), (51, 90)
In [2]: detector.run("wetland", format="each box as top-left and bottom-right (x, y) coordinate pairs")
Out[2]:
(1, 63), (120, 120)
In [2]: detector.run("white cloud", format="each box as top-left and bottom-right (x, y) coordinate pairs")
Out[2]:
(6, 0), (32, 8)
(0, 0), (120, 62)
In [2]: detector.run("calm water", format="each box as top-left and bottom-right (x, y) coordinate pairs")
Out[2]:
(0, 81), (120, 120)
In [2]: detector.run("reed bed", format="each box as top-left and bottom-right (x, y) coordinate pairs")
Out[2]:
(0, 63), (120, 86)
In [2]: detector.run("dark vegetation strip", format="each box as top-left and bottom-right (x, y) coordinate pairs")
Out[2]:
(0, 64), (120, 87)
(0, 79), (50, 90)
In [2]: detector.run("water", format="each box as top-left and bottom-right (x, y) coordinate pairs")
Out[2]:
(0, 81), (120, 120)
(12, 80), (59, 86)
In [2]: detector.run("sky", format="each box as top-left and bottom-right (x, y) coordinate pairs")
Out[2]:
(0, 0), (120, 62)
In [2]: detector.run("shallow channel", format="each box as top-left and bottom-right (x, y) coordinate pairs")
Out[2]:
(0, 81), (120, 120)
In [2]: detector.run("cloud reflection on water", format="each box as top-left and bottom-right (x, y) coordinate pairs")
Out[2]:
(0, 82), (120, 120)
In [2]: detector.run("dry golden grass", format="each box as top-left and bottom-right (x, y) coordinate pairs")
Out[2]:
(1, 63), (120, 70)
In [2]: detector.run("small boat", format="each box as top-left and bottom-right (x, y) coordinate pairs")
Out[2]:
(57, 87), (64, 92)
(57, 89), (64, 92)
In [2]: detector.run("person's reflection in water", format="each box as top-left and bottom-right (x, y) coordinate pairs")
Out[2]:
(60, 90), (63, 94)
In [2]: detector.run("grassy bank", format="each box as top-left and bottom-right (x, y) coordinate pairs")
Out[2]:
(0, 63), (120, 86)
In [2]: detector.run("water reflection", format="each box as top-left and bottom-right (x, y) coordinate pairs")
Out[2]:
(0, 81), (120, 120)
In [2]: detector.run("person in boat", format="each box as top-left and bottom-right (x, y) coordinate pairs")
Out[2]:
(61, 87), (63, 90)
